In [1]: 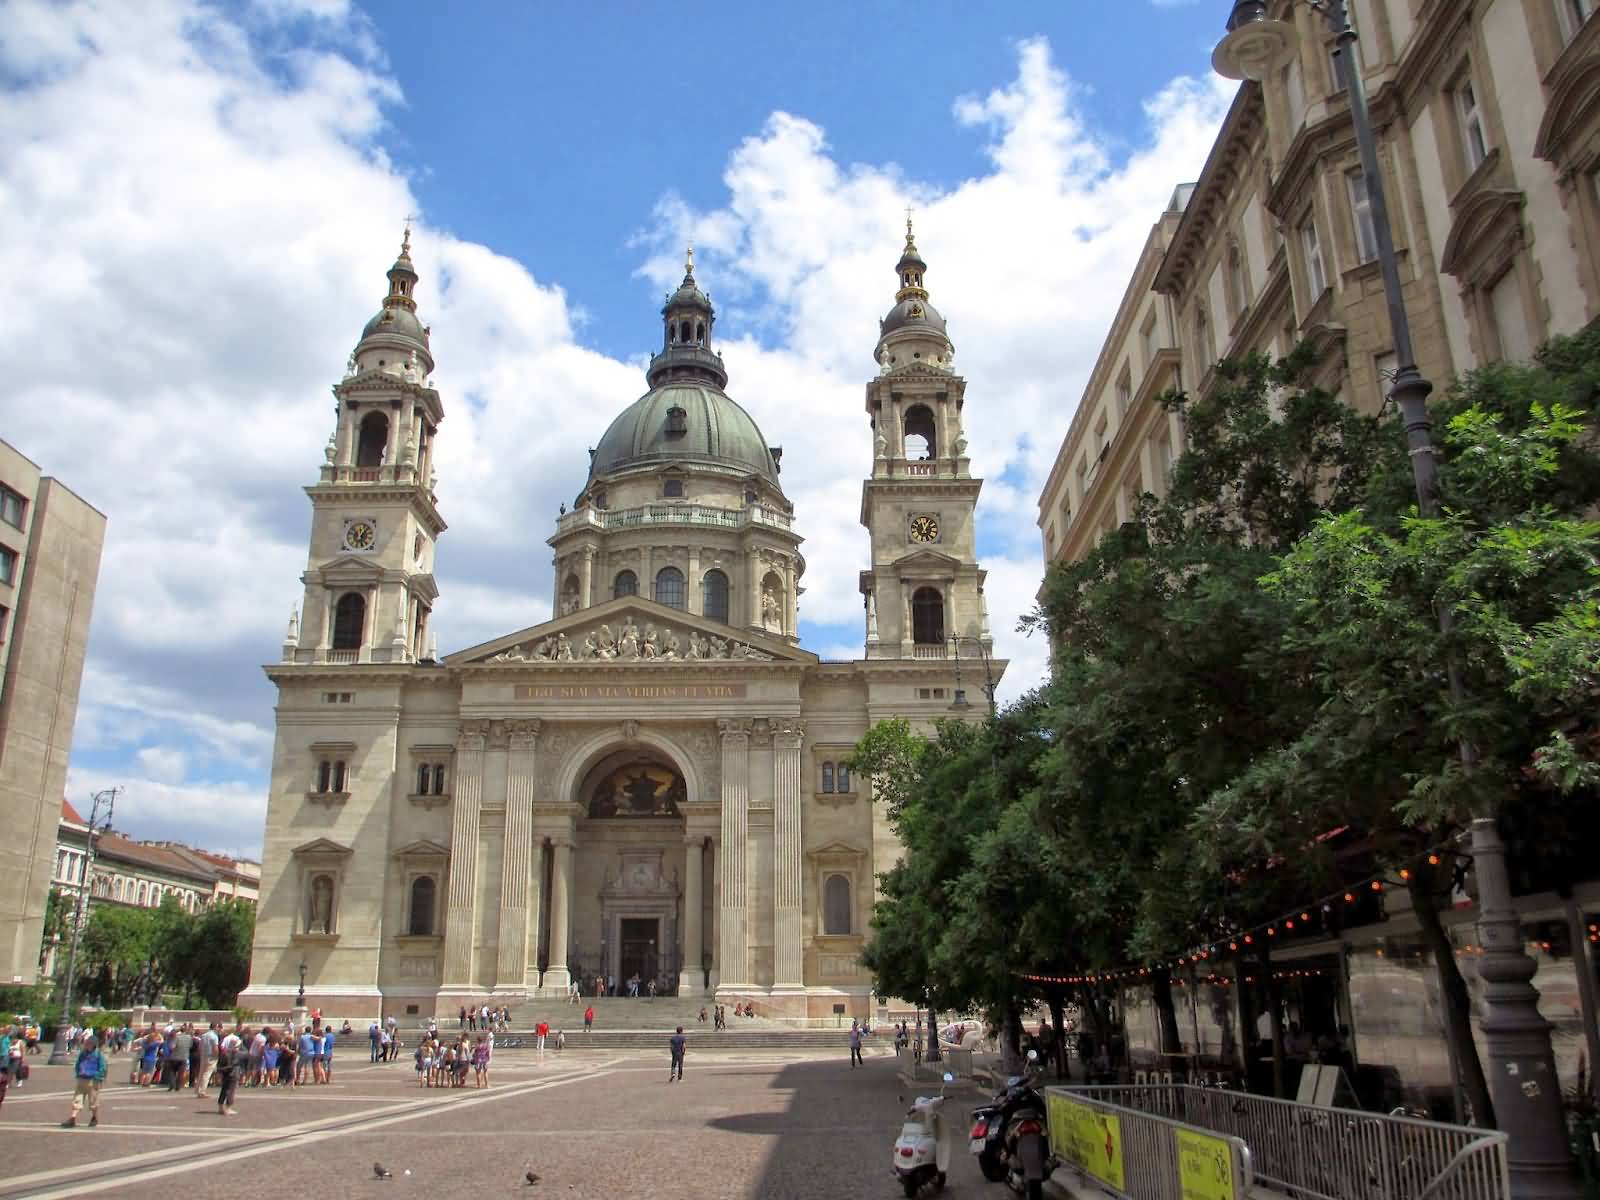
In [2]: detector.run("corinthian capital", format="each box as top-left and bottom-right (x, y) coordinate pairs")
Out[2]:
(773, 717), (805, 747)
(506, 719), (542, 751)
(457, 719), (492, 751)
(717, 717), (752, 744)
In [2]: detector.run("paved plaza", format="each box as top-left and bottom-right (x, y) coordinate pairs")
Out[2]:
(0, 1045), (1003, 1199)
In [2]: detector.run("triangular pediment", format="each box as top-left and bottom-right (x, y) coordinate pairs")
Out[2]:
(888, 548), (964, 573)
(446, 596), (817, 666)
(313, 555), (384, 580)
(392, 838), (449, 861)
(291, 837), (353, 858)
(806, 839), (868, 866)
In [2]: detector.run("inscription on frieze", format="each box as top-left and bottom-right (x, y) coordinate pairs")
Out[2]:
(515, 683), (747, 701)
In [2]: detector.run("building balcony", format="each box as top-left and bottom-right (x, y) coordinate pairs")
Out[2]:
(318, 462), (430, 489)
(553, 501), (793, 538)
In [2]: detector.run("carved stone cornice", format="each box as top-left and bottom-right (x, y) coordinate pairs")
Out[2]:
(750, 717), (774, 749)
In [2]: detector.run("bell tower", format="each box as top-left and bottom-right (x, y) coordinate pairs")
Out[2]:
(285, 226), (447, 666)
(859, 221), (990, 659)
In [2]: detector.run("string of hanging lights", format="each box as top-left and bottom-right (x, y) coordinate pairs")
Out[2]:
(1015, 840), (1463, 988)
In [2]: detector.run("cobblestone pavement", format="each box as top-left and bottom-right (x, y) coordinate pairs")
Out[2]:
(0, 1047), (1002, 1200)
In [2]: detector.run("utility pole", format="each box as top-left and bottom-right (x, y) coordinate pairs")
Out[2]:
(47, 788), (117, 1066)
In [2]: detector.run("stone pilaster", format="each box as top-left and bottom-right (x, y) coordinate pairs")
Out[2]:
(579, 548), (594, 609)
(495, 719), (540, 992)
(683, 834), (705, 993)
(772, 718), (805, 994)
(717, 718), (751, 989)
(543, 837), (573, 990)
(441, 719), (489, 988)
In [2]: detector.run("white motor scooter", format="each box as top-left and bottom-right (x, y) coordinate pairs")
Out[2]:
(892, 1070), (956, 1197)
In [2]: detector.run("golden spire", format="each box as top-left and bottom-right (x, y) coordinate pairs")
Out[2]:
(905, 206), (916, 247)
(685, 241), (695, 278)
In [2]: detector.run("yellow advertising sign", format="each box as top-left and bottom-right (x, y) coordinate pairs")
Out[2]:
(1046, 1092), (1125, 1192)
(1174, 1127), (1236, 1200)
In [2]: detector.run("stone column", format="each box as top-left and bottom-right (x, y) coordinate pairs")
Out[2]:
(717, 719), (751, 989)
(687, 547), (701, 615)
(579, 548), (594, 610)
(746, 550), (762, 629)
(441, 719), (489, 990)
(901, 582), (913, 654)
(495, 720), (540, 992)
(543, 838), (573, 990)
(783, 557), (798, 638)
(640, 546), (653, 601)
(943, 579), (955, 645)
(772, 719), (805, 998)
(683, 834), (704, 993)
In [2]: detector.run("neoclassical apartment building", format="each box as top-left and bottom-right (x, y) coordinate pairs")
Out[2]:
(1039, 0), (1600, 567)
(240, 227), (1003, 1020)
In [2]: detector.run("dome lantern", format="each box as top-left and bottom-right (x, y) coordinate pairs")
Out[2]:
(647, 245), (726, 389)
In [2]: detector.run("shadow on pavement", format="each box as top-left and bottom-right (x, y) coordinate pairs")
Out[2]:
(706, 1055), (992, 1199)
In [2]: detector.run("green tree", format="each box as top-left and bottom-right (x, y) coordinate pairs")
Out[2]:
(1202, 335), (1600, 1123)
(185, 900), (255, 1008)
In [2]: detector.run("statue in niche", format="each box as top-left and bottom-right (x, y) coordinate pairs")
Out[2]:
(307, 875), (334, 934)
(587, 762), (685, 819)
(559, 594), (580, 616)
(761, 585), (782, 631)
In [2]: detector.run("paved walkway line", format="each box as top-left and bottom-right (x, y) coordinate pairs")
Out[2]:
(0, 1058), (627, 1200)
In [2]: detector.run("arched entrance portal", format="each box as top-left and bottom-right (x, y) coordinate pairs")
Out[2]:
(569, 749), (688, 995)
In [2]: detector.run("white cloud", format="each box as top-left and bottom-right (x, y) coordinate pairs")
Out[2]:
(6, 4), (1230, 845)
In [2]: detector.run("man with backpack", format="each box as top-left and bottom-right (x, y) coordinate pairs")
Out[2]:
(216, 1028), (243, 1115)
(62, 1033), (107, 1127)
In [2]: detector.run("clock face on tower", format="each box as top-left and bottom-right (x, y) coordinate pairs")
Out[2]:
(909, 514), (940, 543)
(344, 519), (376, 551)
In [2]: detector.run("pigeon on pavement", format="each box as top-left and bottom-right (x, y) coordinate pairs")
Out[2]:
(374, 1163), (393, 1181)
(525, 1169), (541, 1185)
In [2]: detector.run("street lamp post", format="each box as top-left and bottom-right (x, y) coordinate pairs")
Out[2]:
(948, 635), (997, 718)
(296, 961), (307, 1008)
(47, 788), (118, 1066)
(1216, 5), (1578, 1195)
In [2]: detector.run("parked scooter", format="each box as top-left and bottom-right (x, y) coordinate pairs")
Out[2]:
(892, 1070), (956, 1196)
(968, 1049), (1053, 1198)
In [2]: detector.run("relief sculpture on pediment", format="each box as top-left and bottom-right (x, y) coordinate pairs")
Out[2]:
(489, 619), (773, 664)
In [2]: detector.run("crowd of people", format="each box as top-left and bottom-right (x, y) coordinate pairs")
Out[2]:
(412, 1031), (494, 1087)
(453, 1003), (512, 1031)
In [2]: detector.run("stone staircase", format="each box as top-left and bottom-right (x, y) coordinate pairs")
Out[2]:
(487, 996), (866, 1051)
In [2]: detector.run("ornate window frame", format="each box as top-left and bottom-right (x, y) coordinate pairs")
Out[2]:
(805, 841), (867, 940)
(307, 740), (355, 807)
(407, 743), (454, 811)
(393, 839), (448, 944)
(1534, 14), (1600, 322)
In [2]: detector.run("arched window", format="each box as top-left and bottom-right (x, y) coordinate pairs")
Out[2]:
(432, 763), (447, 795)
(417, 764), (432, 795)
(911, 587), (945, 645)
(307, 874), (335, 934)
(663, 479), (684, 497)
(137, 882), (148, 906)
(902, 404), (937, 459)
(331, 592), (366, 651)
(407, 876), (436, 936)
(560, 572), (580, 614)
(317, 760), (332, 793)
(665, 406), (687, 435)
(695, 321), (706, 343)
(821, 762), (835, 793)
(837, 763), (851, 793)
(613, 570), (638, 599)
(655, 566), (685, 610)
(824, 875), (851, 935)
(355, 410), (390, 467)
(113, 877), (123, 901)
(702, 569), (729, 623)
(332, 760), (347, 793)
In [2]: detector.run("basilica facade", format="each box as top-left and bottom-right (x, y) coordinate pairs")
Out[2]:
(241, 225), (1004, 1021)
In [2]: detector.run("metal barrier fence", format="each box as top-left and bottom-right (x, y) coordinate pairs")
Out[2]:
(1065, 1085), (1510, 1200)
(1045, 1085), (1254, 1200)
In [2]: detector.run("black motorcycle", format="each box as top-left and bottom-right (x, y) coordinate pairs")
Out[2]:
(968, 1049), (1052, 1196)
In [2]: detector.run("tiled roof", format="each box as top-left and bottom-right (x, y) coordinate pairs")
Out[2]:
(93, 833), (217, 884)
(62, 799), (85, 825)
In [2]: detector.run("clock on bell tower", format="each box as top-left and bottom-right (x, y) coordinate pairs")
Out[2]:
(858, 220), (991, 661)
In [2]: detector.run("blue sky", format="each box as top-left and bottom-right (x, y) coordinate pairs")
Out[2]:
(3, 0), (1234, 855)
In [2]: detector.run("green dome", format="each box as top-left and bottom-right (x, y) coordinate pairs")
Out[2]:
(361, 304), (427, 343)
(591, 383), (780, 484)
